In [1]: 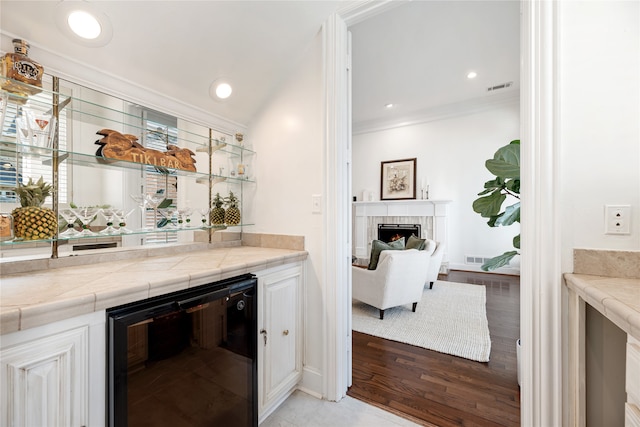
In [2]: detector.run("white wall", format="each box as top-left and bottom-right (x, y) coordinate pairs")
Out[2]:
(558, 2), (639, 424)
(559, 0), (640, 274)
(352, 100), (521, 272)
(245, 30), (326, 395)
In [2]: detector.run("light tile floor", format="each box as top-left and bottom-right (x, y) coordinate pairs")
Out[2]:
(261, 390), (419, 427)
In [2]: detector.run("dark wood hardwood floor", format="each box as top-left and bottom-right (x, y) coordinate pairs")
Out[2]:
(348, 270), (521, 427)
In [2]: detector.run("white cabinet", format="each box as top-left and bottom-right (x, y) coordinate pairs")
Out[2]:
(0, 311), (105, 427)
(627, 336), (640, 427)
(256, 263), (303, 422)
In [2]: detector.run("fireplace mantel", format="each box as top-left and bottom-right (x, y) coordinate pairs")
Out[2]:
(353, 199), (452, 214)
(352, 199), (452, 264)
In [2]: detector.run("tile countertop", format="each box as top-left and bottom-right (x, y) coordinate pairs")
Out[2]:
(564, 248), (640, 341)
(564, 274), (640, 340)
(0, 245), (308, 335)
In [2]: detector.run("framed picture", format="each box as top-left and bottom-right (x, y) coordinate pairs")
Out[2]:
(380, 158), (416, 200)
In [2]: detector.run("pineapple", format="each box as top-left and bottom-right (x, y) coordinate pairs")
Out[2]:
(224, 191), (241, 225)
(210, 192), (225, 225)
(12, 176), (58, 240)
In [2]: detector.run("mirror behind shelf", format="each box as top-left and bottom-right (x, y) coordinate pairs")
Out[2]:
(0, 75), (253, 261)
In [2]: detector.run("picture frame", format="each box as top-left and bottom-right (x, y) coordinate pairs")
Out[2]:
(380, 158), (416, 200)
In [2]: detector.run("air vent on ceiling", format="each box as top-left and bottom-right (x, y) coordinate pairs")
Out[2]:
(487, 81), (514, 92)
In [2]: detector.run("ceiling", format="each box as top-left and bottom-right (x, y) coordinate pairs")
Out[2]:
(0, 1), (519, 128)
(350, 0), (520, 131)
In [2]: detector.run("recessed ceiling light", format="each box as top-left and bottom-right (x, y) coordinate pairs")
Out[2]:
(55, 2), (112, 47)
(216, 83), (232, 99)
(467, 71), (478, 79)
(209, 79), (233, 101)
(68, 10), (102, 39)
(385, 103), (394, 109)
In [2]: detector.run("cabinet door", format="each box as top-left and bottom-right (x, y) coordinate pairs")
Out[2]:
(259, 265), (303, 414)
(1, 327), (89, 427)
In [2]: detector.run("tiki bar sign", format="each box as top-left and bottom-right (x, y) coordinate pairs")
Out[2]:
(95, 129), (197, 172)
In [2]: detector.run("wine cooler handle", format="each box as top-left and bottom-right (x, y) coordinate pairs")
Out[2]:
(177, 288), (229, 310)
(260, 329), (267, 346)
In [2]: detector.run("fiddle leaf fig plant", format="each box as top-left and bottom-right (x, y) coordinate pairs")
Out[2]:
(472, 139), (520, 271)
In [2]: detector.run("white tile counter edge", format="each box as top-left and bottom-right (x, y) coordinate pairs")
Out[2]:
(0, 246), (308, 334)
(564, 273), (640, 341)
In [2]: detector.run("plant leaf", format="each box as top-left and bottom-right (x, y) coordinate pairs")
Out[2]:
(505, 178), (520, 194)
(478, 178), (505, 196)
(495, 202), (520, 226)
(486, 143), (520, 178)
(513, 234), (520, 249)
(472, 190), (506, 218)
(481, 250), (519, 271)
(484, 177), (504, 188)
(487, 214), (500, 227)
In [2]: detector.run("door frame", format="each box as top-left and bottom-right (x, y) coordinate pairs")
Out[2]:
(322, 1), (563, 425)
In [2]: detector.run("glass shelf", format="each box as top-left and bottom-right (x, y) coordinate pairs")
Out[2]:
(0, 139), (255, 184)
(1, 78), (254, 154)
(0, 222), (255, 246)
(1, 75), (255, 258)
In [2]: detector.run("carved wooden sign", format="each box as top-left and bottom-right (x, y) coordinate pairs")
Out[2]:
(94, 129), (196, 172)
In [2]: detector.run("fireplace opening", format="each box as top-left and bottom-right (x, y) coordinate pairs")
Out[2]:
(377, 223), (421, 243)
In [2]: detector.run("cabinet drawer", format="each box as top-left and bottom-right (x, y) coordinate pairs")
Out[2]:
(626, 403), (640, 427)
(627, 340), (640, 405)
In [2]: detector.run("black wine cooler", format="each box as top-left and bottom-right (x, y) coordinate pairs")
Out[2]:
(107, 274), (258, 427)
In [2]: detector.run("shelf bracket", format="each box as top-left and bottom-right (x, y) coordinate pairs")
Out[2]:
(195, 176), (227, 186)
(195, 141), (226, 155)
(45, 96), (71, 115)
(42, 152), (69, 166)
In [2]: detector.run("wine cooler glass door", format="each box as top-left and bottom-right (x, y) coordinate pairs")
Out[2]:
(107, 276), (258, 427)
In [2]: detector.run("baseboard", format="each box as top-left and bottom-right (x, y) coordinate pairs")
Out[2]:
(296, 384), (323, 400)
(258, 387), (297, 424)
(300, 365), (323, 398)
(448, 262), (521, 276)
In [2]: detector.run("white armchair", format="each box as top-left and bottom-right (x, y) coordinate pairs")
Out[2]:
(425, 240), (445, 289)
(352, 249), (430, 319)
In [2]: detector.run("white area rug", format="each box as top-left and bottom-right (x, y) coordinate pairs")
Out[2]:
(352, 280), (491, 362)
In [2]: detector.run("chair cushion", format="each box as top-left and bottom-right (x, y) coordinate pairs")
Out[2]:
(368, 237), (405, 270)
(406, 234), (426, 250)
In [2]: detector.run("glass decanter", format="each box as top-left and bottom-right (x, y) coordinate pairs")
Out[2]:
(1, 39), (43, 98)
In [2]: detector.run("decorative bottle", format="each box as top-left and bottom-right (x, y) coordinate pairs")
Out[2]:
(1, 39), (44, 97)
(0, 213), (14, 241)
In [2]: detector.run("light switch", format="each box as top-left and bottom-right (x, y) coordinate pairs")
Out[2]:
(312, 194), (322, 214)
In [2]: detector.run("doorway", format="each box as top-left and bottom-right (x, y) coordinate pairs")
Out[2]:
(324, 0), (562, 424)
(342, 2), (520, 425)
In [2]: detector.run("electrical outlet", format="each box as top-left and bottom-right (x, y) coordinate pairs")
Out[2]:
(604, 205), (631, 235)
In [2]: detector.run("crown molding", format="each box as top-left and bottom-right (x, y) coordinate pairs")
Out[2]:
(0, 32), (247, 134)
(338, 0), (410, 26)
(353, 90), (520, 135)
